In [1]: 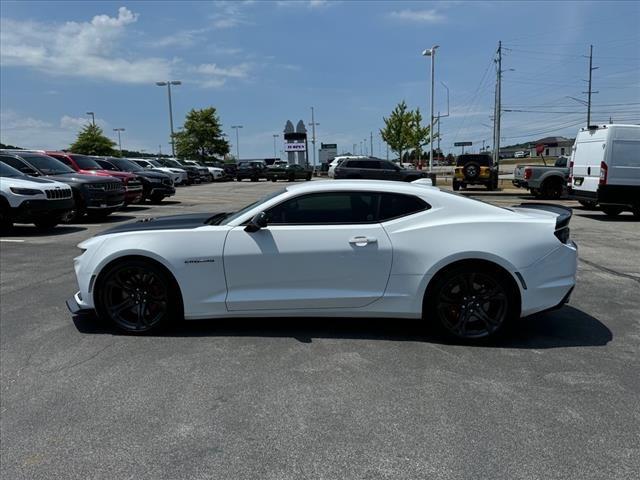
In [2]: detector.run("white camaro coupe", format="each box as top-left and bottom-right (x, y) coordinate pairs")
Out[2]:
(67, 180), (577, 340)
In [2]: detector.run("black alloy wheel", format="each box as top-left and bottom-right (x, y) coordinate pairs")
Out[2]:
(96, 260), (175, 333)
(429, 267), (513, 340)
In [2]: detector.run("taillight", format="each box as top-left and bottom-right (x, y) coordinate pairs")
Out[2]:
(524, 167), (532, 180)
(599, 161), (607, 185)
(568, 160), (574, 185)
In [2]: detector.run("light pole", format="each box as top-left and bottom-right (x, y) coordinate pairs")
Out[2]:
(422, 45), (439, 172)
(309, 107), (319, 170)
(231, 125), (243, 160)
(272, 134), (279, 158)
(155, 80), (181, 157)
(113, 128), (125, 155)
(86, 111), (95, 126)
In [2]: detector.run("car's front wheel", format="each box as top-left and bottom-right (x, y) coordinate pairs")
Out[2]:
(95, 259), (178, 333)
(426, 264), (517, 341)
(601, 205), (624, 217)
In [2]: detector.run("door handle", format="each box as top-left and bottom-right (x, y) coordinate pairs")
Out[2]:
(349, 236), (377, 246)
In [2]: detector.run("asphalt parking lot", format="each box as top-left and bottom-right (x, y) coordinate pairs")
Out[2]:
(1, 180), (639, 480)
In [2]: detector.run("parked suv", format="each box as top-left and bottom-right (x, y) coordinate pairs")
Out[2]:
(45, 152), (143, 205)
(334, 158), (426, 182)
(453, 154), (499, 191)
(0, 151), (125, 221)
(1, 162), (74, 230)
(156, 158), (200, 184)
(96, 158), (175, 203)
(129, 158), (188, 185)
(267, 163), (313, 182)
(236, 161), (269, 182)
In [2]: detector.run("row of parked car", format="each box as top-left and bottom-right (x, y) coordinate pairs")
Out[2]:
(0, 150), (230, 231)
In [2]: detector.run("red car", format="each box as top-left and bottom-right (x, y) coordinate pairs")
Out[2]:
(45, 152), (143, 205)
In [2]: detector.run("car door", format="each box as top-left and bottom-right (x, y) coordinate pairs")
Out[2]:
(223, 191), (393, 311)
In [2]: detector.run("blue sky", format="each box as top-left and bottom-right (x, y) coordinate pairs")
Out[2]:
(1, 0), (639, 158)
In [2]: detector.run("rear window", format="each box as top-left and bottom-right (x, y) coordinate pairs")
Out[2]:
(378, 193), (429, 221)
(456, 155), (492, 167)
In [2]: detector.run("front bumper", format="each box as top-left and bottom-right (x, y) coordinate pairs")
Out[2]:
(11, 198), (74, 221)
(149, 185), (176, 198)
(66, 292), (94, 315)
(84, 189), (126, 209)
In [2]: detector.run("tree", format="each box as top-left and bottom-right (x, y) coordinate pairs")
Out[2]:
(380, 101), (430, 164)
(173, 107), (230, 161)
(408, 108), (431, 165)
(380, 101), (413, 163)
(69, 124), (117, 155)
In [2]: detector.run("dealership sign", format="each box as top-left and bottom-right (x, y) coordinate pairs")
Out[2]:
(285, 143), (306, 152)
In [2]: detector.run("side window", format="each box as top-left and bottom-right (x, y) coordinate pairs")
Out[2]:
(360, 160), (379, 169)
(378, 193), (429, 221)
(56, 156), (73, 167)
(267, 192), (379, 224)
(0, 156), (26, 171)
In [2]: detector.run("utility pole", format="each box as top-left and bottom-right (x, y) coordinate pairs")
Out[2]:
(113, 128), (125, 155)
(493, 41), (502, 171)
(155, 81), (182, 157)
(583, 45), (598, 127)
(353, 143), (357, 155)
(309, 107), (319, 169)
(435, 82), (449, 161)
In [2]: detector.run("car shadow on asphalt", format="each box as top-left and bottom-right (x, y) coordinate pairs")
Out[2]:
(71, 214), (138, 225)
(72, 305), (611, 349)
(0, 225), (87, 237)
(574, 213), (637, 222)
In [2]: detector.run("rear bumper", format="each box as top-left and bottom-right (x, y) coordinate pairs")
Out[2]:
(512, 179), (529, 188)
(519, 241), (578, 317)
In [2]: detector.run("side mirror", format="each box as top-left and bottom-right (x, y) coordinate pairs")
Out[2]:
(245, 211), (268, 232)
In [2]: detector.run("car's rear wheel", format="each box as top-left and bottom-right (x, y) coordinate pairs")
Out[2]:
(95, 259), (177, 333)
(452, 180), (460, 191)
(426, 265), (516, 340)
(601, 205), (624, 217)
(541, 178), (563, 199)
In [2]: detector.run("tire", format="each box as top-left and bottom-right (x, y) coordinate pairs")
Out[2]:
(578, 200), (598, 210)
(452, 180), (460, 191)
(601, 206), (624, 217)
(425, 264), (518, 341)
(463, 162), (480, 180)
(271, 176), (278, 182)
(62, 193), (84, 223)
(0, 202), (12, 232)
(541, 178), (563, 199)
(34, 217), (60, 230)
(251, 176), (258, 182)
(95, 258), (180, 334)
(306, 174), (312, 181)
(632, 204), (640, 219)
(236, 176), (242, 182)
(149, 193), (165, 204)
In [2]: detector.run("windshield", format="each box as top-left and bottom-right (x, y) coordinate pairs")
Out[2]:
(109, 158), (143, 172)
(148, 160), (162, 167)
(219, 188), (286, 225)
(20, 154), (75, 175)
(0, 162), (25, 177)
(163, 159), (182, 168)
(70, 154), (102, 170)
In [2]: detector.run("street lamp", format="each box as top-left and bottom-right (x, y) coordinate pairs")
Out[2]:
(272, 134), (280, 158)
(86, 111), (95, 126)
(155, 81), (182, 157)
(422, 45), (439, 172)
(231, 125), (243, 161)
(113, 128), (125, 155)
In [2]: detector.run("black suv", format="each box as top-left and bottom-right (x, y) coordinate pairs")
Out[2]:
(453, 154), (499, 191)
(97, 158), (175, 203)
(0, 151), (125, 221)
(236, 161), (269, 182)
(334, 158), (426, 182)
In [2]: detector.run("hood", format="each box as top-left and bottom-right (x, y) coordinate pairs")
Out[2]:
(49, 173), (123, 184)
(1, 176), (67, 188)
(134, 170), (171, 180)
(95, 212), (225, 236)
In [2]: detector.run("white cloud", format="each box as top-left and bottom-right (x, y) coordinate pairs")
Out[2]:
(210, 2), (251, 29)
(0, 7), (172, 84)
(389, 9), (445, 23)
(152, 29), (206, 48)
(276, 0), (334, 8)
(193, 62), (252, 88)
(59, 115), (106, 130)
(0, 110), (52, 131)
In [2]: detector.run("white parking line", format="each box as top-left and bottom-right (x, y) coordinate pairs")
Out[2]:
(0, 239), (25, 243)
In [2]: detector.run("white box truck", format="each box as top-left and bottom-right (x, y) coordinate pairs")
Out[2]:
(568, 124), (640, 218)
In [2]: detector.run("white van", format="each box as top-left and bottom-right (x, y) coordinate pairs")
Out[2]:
(569, 124), (640, 218)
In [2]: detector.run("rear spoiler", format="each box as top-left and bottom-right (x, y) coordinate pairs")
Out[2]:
(513, 203), (572, 230)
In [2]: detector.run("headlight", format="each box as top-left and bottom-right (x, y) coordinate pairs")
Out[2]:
(9, 187), (42, 195)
